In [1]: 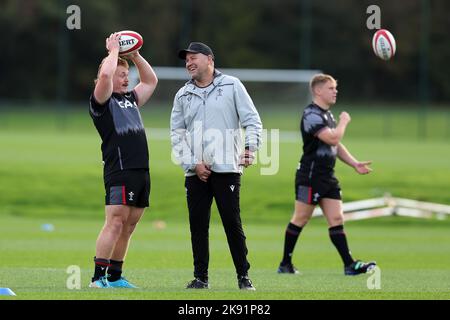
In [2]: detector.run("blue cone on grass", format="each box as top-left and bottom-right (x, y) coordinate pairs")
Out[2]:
(0, 288), (16, 296)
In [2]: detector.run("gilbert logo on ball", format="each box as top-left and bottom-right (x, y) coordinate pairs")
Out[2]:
(372, 29), (396, 60)
(118, 30), (144, 55)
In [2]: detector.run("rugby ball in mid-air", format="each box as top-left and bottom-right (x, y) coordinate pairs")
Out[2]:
(118, 30), (143, 55)
(372, 29), (396, 60)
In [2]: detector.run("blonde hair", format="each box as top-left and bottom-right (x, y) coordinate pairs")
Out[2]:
(310, 74), (337, 94)
(94, 57), (129, 85)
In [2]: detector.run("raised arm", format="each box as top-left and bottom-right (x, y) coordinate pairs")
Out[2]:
(125, 52), (158, 107)
(94, 33), (120, 105)
(317, 111), (351, 146)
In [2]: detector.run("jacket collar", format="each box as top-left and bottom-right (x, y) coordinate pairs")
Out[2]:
(185, 69), (224, 89)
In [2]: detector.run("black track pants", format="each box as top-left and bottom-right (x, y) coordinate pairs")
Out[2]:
(185, 172), (250, 279)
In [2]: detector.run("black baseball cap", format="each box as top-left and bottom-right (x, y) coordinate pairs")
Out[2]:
(178, 42), (215, 60)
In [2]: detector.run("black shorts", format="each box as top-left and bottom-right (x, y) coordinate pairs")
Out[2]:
(104, 169), (150, 208)
(295, 170), (341, 205)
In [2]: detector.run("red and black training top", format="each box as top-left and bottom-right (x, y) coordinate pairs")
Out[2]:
(297, 103), (338, 182)
(89, 91), (149, 179)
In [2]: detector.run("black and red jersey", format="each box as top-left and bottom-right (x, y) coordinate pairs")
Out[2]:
(298, 103), (338, 180)
(89, 90), (149, 178)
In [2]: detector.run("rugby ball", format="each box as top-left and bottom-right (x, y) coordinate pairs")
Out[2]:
(118, 30), (143, 55)
(372, 29), (396, 60)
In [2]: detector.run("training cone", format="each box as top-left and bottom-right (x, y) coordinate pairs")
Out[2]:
(0, 288), (16, 296)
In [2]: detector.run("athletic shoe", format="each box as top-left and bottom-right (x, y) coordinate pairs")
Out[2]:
(277, 262), (300, 274)
(238, 275), (256, 291)
(88, 276), (112, 288)
(108, 276), (138, 288)
(186, 278), (209, 289)
(345, 260), (377, 275)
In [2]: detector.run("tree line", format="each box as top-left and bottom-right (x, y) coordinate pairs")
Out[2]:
(1, 0), (449, 104)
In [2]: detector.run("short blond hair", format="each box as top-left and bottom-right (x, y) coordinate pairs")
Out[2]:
(94, 57), (129, 85)
(310, 74), (337, 93)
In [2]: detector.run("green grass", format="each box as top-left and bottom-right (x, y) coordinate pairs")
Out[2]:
(0, 106), (449, 300)
(1, 103), (450, 139)
(1, 215), (449, 300)
(0, 107), (449, 221)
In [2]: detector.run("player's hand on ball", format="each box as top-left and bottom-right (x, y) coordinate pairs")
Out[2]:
(239, 150), (255, 168)
(339, 111), (351, 124)
(122, 51), (140, 61)
(354, 161), (372, 175)
(106, 33), (120, 53)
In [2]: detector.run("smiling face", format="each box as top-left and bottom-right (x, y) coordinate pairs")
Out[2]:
(185, 52), (214, 85)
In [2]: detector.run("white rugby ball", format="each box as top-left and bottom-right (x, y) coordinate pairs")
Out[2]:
(372, 29), (396, 60)
(118, 30), (143, 55)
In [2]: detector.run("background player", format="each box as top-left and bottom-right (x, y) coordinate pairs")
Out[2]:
(277, 74), (376, 276)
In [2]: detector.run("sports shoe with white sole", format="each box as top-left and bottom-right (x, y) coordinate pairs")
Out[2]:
(238, 275), (256, 291)
(108, 276), (138, 288)
(345, 260), (377, 275)
(89, 276), (112, 288)
(277, 262), (300, 274)
(186, 278), (210, 289)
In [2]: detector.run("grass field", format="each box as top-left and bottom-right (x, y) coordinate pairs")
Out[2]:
(0, 106), (449, 221)
(1, 215), (449, 300)
(0, 105), (449, 300)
